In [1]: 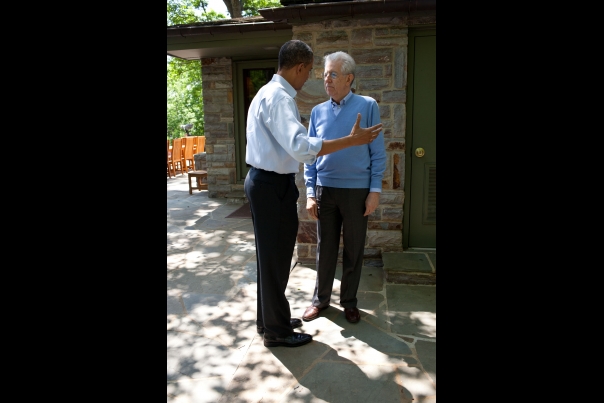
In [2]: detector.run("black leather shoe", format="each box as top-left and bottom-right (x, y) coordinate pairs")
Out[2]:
(264, 332), (312, 347)
(257, 318), (302, 334)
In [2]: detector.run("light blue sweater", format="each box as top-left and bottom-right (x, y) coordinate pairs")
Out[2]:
(304, 92), (386, 197)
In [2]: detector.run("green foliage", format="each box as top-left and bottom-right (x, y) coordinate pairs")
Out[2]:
(167, 58), (204, 138)
(168, 0), (228, 25)
(242, 0), (281, 17)
(167, 0), (203, 25)
(167, 1), (227, 139)
(167, 0), (282, 139)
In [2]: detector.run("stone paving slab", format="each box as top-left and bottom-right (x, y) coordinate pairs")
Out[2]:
(416, 340), (436, 384)
(386, 285), (436, 339)
(167, 175), (436, 403)
(357, 290), (390, 331)
(382, 251), (435, 273)
(284, 360), (421, 403)
(168, 376), (229, 403)
(167, 331), (247, 380)
(426, 252), (436, 270)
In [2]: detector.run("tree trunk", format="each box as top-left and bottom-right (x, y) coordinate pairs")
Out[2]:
(224, 0), (243, 18)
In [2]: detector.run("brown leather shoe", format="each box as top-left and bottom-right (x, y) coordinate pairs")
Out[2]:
(344, 307), (360, 323)
(302, 305), (325, 321)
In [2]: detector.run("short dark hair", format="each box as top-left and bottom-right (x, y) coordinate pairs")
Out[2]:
(278, 40), (313, 70)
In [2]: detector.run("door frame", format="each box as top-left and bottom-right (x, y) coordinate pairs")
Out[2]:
(403, 27), (436, 249)
(233, 59), (279, 183)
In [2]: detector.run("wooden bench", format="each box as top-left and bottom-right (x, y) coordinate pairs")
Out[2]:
(187, 170), (208, 194)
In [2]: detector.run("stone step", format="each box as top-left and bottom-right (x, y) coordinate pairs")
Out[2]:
(225, 191), (248, 204)
(382, 250), (436, 285)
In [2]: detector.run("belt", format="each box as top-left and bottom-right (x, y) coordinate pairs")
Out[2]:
(251, 167), (295, 177)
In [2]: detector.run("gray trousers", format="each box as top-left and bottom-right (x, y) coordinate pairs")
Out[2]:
(311, 186), (369, 309)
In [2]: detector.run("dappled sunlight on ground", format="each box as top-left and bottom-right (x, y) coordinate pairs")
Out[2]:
(167, 174), (435, 402)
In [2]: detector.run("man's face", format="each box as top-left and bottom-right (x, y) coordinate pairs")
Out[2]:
(323, 60), (351, 103)
(293, 62), (313, 91)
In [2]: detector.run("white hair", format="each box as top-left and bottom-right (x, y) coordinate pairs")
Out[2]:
(324, 51), (356, 86)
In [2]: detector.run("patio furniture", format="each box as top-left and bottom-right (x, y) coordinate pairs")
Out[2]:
(188, 170), (208, 194)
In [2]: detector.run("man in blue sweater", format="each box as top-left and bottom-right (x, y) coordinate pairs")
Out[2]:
(302, 51), (387, 324)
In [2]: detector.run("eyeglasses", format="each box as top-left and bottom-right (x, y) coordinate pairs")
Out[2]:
(323, 71), (343, 80)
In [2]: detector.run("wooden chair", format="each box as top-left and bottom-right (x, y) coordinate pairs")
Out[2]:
(183, 136), (196, 172)
(167, 139), (174, 178)
(195, 136), (206, 154)
(191, 136), (198, 154)
(169, 137), (185, 176)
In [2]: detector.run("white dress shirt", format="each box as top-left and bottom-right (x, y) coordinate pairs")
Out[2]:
(330, 91), (353, 117)
(245, 75), (323, 174)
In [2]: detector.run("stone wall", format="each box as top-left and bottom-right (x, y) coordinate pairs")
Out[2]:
(292, 17), (409, 266)
(200, 57), (237, 200)
(198, 14), (435, 266)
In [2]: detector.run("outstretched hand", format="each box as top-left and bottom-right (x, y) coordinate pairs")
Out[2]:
(316, 113), (383, 156)
(348, 113), (382, 146)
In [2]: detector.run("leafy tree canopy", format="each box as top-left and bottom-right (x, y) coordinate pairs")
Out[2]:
(167, 0), (228, 25)
(167, 0), (282, 138)
(240, 0), (282, 18)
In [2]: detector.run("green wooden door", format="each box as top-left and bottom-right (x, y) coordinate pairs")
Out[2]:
(234, 60), (278, 182)
(404, 29), (436, 248)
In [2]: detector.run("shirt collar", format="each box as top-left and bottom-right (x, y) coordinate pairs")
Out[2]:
(272, 74), (296, 98)
(331, 91), (353, 107)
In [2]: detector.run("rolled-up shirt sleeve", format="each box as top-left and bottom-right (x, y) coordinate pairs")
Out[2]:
(304, 110), (319, 198)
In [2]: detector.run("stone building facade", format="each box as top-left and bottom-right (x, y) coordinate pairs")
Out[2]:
(198, 8), (435, 266)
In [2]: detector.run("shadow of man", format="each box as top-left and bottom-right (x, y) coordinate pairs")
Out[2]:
(336, 311), (436, 403)
(271, 341), (414, 403)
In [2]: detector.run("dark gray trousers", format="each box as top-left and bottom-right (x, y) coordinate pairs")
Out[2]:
(311, 186), (369, 309)
(244, 167), (299, 338)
